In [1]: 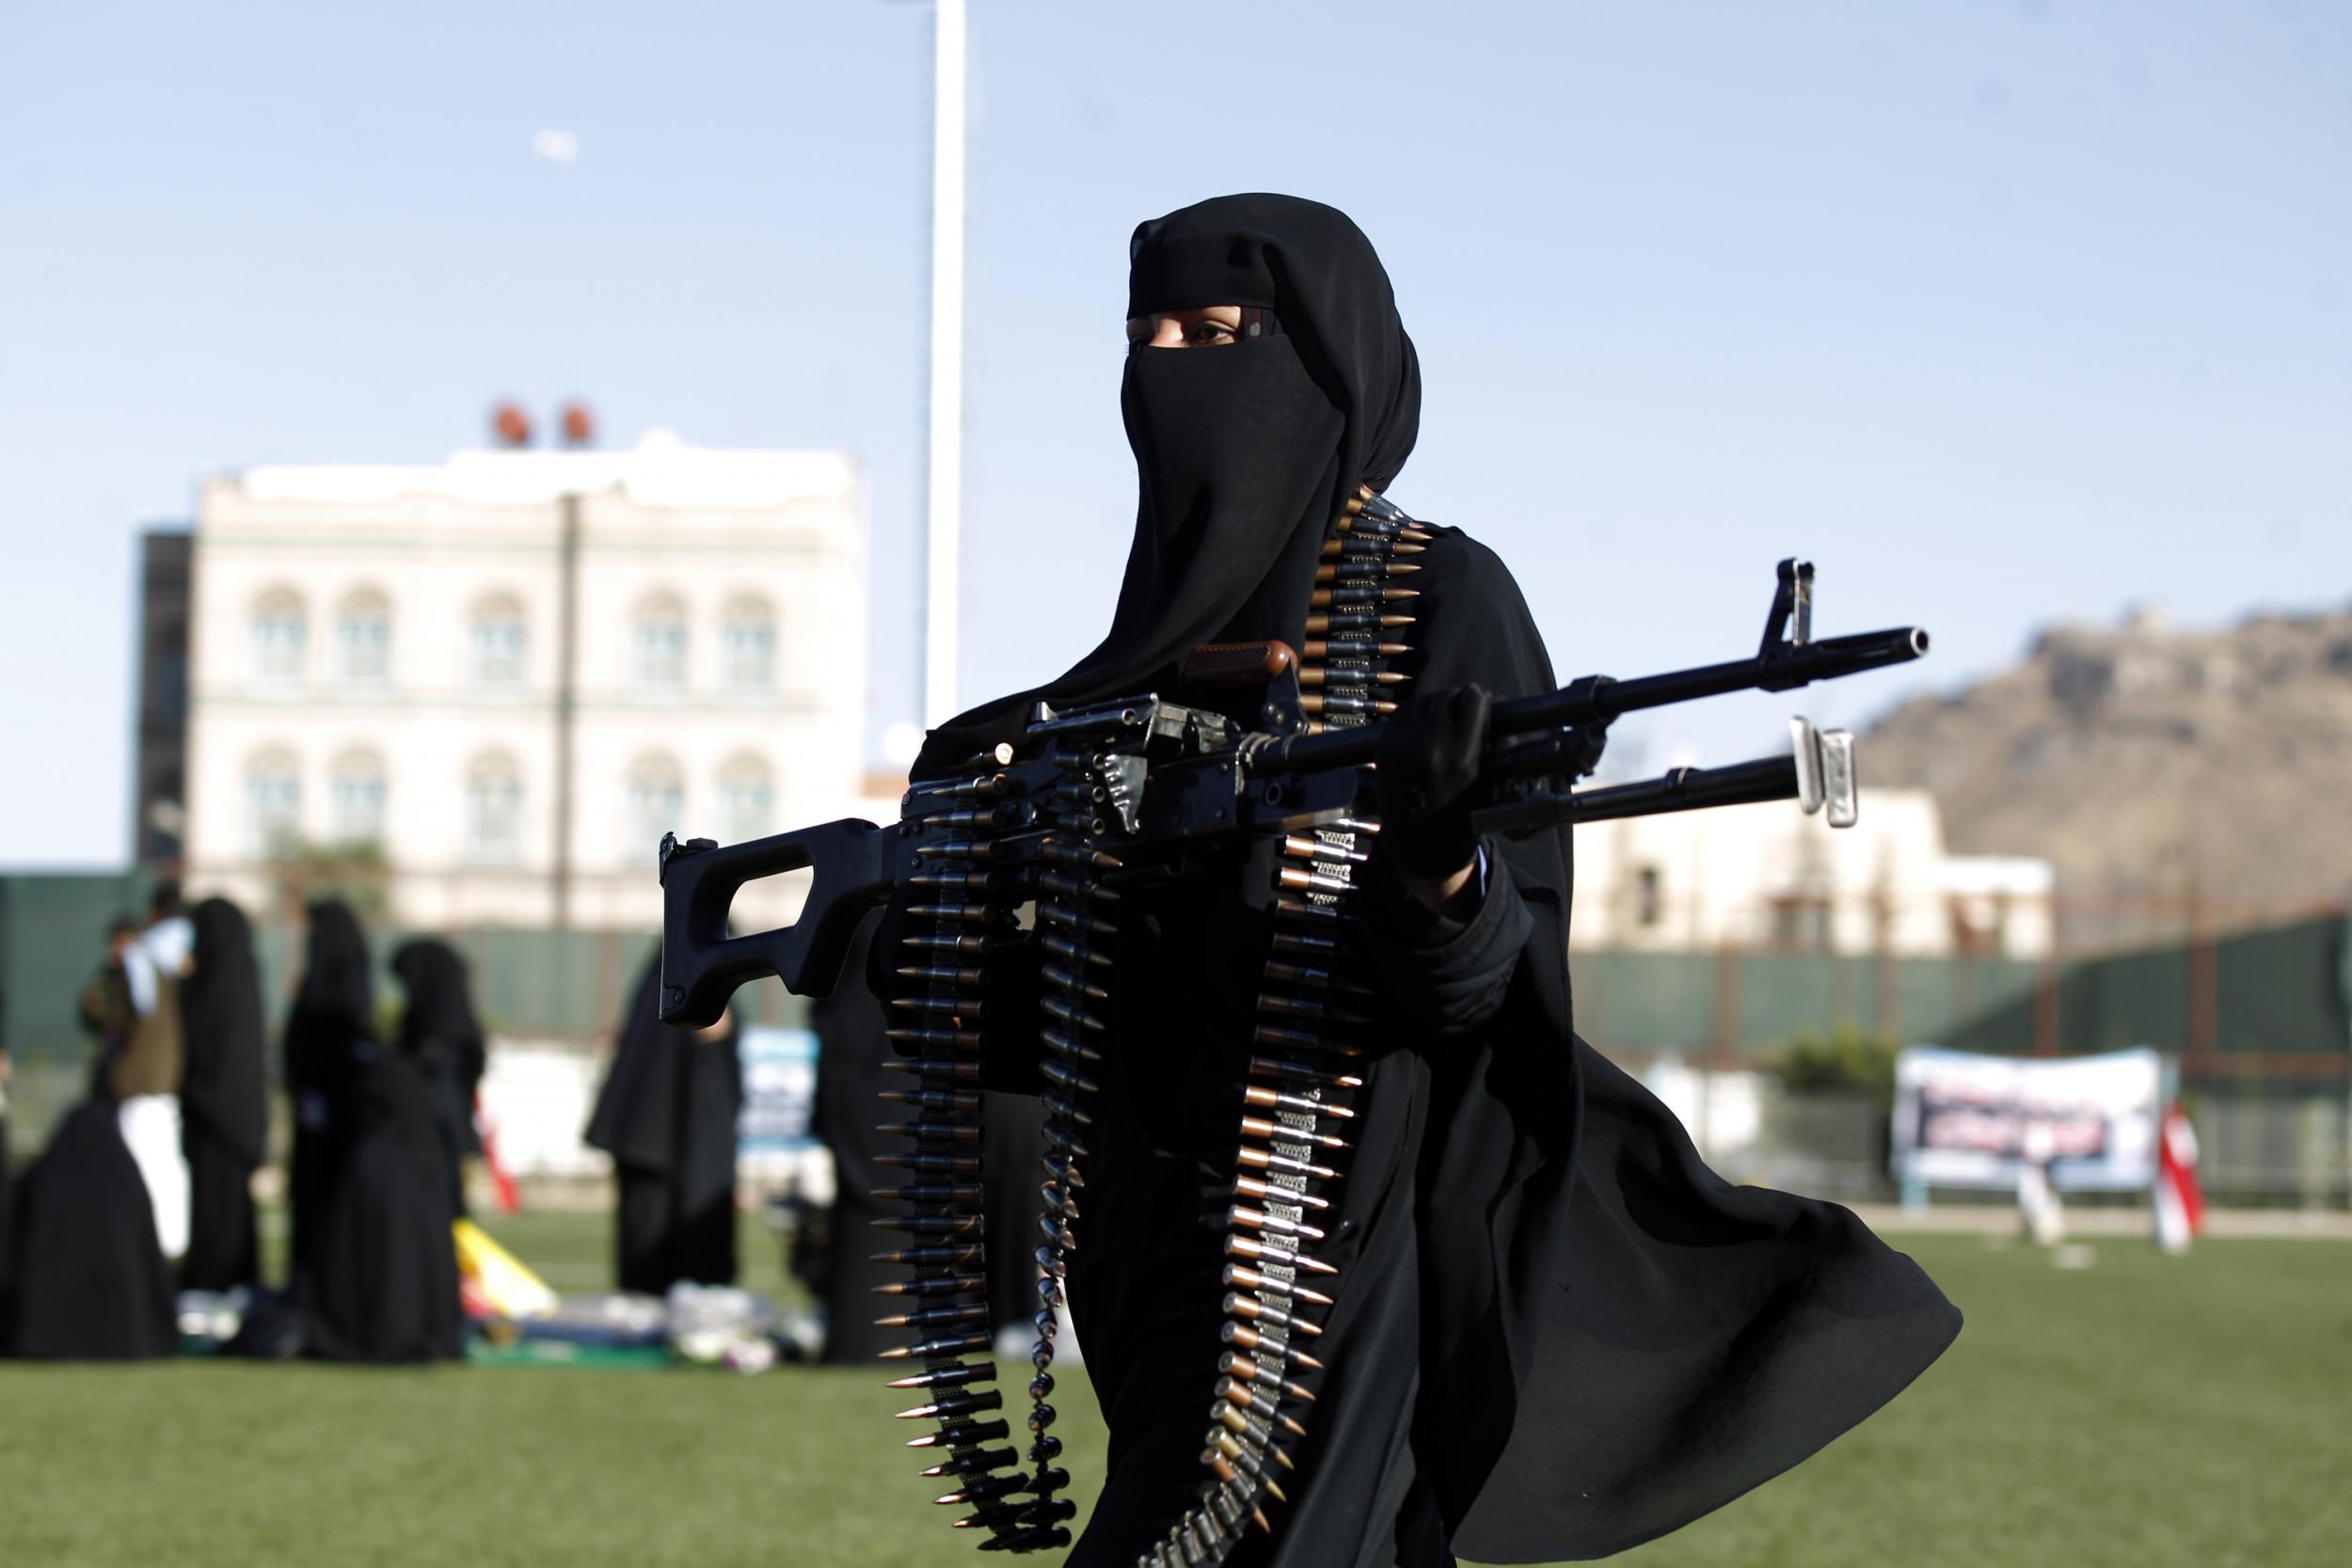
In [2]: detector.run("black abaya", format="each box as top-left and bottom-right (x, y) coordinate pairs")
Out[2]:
(585, 953), (742, 1293)
(180, 898), (268, 1291)
(903, 195), (1959, 1567)
(302, 1049), (465, 1363)
(1, 1101), (177, 1359)
(283, 899), (375, 1286)
(392, 939), (488, 1219)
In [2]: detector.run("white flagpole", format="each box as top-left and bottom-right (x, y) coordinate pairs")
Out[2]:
(921, 0), (968, 728)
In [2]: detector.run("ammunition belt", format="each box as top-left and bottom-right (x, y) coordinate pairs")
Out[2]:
(875, 486), (1429, 1560)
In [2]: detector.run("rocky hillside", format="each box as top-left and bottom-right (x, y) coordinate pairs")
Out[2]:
(1864, 605), (2352, 910)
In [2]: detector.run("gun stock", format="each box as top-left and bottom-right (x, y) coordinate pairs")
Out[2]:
(658, 819), (897, 1026)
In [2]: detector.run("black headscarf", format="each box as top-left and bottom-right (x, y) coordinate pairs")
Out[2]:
(292, 899), (374, 1041)
(391, 941), (478, 1060)
(180, 897), (268, 1169)
(916, 193), (1422, 777)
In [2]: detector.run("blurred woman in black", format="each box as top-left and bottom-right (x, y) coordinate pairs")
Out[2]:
(586, 950), (743, 1293)
(179, 897), (268, 1291)
(391, 939), (488, 1218)
(282, 898), (374, 1286)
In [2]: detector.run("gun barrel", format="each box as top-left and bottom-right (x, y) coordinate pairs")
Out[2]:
(1475, 754), (1802, 835)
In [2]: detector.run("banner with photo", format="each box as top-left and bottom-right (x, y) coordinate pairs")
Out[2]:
(1890, 1045), (2164, 1193)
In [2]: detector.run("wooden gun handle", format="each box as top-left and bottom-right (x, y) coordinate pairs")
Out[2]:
(1184, 640), (1298, 686)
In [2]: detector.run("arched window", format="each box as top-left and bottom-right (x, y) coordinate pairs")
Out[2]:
(632, 592), (689, 690)
(469, 592), (527, 689)
(329, 749), (387, 847)
(626, 753), (685, 862)
(250, 589), (308, 686)
(245, 749), (302, 859)
(721, 594), (776, 692)
(717, 753), (773, 843)
(336, 588), (391, 688)
(464, 752), (524, 863)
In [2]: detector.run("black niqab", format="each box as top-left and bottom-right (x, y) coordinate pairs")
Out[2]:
(284, 898), (375, 1280)
(180, 897), (268, 1291)
(394, 938), (488, 1200)
(917, 194), (1421, 776)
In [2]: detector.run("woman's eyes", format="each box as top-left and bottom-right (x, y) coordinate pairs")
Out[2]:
(1184, 321), (1238, 345)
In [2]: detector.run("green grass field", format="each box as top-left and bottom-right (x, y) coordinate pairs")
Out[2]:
(2, 1217), (2344, 1568)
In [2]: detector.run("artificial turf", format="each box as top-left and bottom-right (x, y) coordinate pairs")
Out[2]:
(1, 1220), (2344, 1568)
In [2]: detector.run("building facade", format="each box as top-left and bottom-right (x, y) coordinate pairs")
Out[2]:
(133, 530), (192, 868)
(1570, 786), (2055, 960)
(183, 433), (876, 931)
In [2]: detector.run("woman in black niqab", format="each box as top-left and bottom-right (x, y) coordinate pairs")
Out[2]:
(585, 950), (744, 1294)
(179, 897), (268, 1291)
(282, 898), (374, 1285)
(392, 939), (487, 1219)
(908, 195), (1960, 1568)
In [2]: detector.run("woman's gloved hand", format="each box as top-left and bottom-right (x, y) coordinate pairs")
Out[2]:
(1373, 683), (1492, 881)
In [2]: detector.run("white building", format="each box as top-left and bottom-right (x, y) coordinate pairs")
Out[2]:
(1570, 786), (2055, 960)
(183, 432), (886, 931)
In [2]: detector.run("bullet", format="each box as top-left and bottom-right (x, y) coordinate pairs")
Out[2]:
(1028, 1433), (1064, 1464)
(1040, 1151), (1086, 1189)
(884, 1026), (983, 1050)
(871, 1243), (986, 1268)
(1216, 1376), (1310, 1436)
(881, 1330), (994, 1361)
(1039, 930), (1111, 969)
(877, 1151), (983, 1179)
(1321, 534), (1423, 559)
(1040, 1118), (1089, 1156)
(1041, 839), (1122, 872)
(1241, 1091), (1356, 1127)
(1303, 639), (1410, 659)
(1225, 1230), (1340, 1279)
(1037, 902), (1116, 938)
(1308, 585), (1420, 610)
(1037, 1212), (1076, 1249)
(1039, 870), (1118, 904)
(909, 771), (1010, 802)
(1234, 1174), (1329, 1212)
(1299, 690), (1399, 718)
(872, 1301), (989, 1331)
(871, 1211), (985, 1238)
(1223, 1263), (1334, 1307)
(1228, 1204), (1326, 1243)
(909, 902), (997, 923)
(1272, 895), (1347, 926)
(881, 1087), (983, 1115)
(930, 1469), (1031, 1506)
(874, 1182), (984, 1206)
(1040, 995), (1105, 1035)
(906, 1417), (1010, 1449)
(1299, 666), (1409, 689)
(900, 931), (993, 955)
(918, 1446), (1019, 1478)
(908, 868), (1015, 893)
(882, 1057), (983, 1083)
(873, 1272), (987, 1299)
(1040, 1026), (1103, 1066)
(926, 803), (1029, 831)
(1270, 927), (1343, 958)
(1225, 1291), (1323, 1336)
(1040, 1089), (1093, 1128)
(1039, 1182), (1080, 1220)
(1236, 1144), (1337, 1181)
(1040, 962), (1108, 1002)
(1218, 1350), (1317, 1403)
(1209, 1426), (1297, 1480)
(1213, 1401), (1283, 1449)
(1259, 993), (1373, 1026)
(896, 1387), (1004, 1421)
(896, 964), (987, 987)
(882, 1117), (980, 1146)
(1202, 1452), (1278, 1530)
(1250, 1024), (1363, 1057)
(1279, 833), (1366, 866)
(891, 994), (986, 1020)
(1038, 1059), (1099, 1096)
(1248, 1054), (1363, 1089)
(917, 837), (1008, 862)
(885, 1359), (994, 1389)
(1262, 959), (1374, 996)
(1305, 611), (1414, 634)
(1275, 864), (1354, 897)
(1312, 560), (1422, 584)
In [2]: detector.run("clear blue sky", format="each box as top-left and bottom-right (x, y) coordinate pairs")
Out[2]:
(3, 1), (2346, 866)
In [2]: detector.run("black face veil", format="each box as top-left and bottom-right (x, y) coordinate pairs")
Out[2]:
(914, 194), (1422, 777)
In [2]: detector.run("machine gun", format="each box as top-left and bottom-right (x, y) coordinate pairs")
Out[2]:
(656, 558), (1922, 1026)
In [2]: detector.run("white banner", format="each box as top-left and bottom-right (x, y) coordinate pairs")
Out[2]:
(1890, 1046), (2163, 1193)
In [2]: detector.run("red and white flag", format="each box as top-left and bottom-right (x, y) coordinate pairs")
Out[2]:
(2153, 1101), (2203, 1255)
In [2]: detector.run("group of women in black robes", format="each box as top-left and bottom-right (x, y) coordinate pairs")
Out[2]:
(3, 897), (268, 1357)
(882, 194), (1963, 1567)
(585, 951), (744, 1294)
(284, 901), (465, 1363)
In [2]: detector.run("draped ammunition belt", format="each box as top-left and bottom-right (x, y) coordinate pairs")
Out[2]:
(874, 487), (1428, 1561)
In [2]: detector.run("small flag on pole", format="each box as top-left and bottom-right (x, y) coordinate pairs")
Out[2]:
(2153, 1101), (2203, 1255)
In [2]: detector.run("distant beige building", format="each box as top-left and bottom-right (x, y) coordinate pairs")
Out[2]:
(1571, 786), (2054, 959)
(183, 432), (883, 930)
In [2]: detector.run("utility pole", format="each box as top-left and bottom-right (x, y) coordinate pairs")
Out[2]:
(920, 0), (967, 727)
